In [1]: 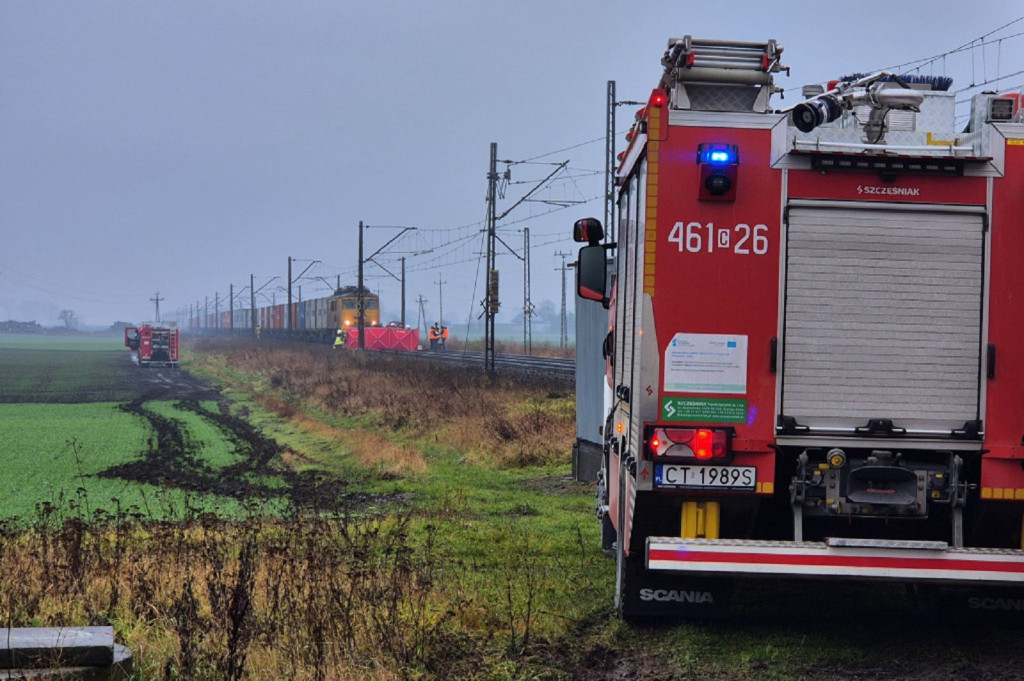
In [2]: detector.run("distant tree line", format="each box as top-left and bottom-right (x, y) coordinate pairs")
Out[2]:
(0, 318), (136, 335)
(0, 320), (46, 334)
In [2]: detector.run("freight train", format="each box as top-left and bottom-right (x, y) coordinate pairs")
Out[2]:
(186, 285), (381, 341)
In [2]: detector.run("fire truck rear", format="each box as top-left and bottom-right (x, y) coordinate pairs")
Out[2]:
(124, 324), (180, 367)
(574, 36), (1024, 617)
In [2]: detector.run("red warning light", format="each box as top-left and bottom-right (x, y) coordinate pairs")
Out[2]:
(694, 429), (714, 459)
(651, 91), (667, 107)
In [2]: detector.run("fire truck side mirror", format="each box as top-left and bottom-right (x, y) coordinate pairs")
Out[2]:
(573, 217), (604, 244)
(577, 245), (608, 306)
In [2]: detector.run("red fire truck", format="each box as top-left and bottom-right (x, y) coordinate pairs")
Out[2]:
(574, 36), (1024, 617)
(124, 324), (180, 367)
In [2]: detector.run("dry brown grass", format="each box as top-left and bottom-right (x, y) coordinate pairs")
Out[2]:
(0, 510), (467, 680)
(188, 338), (575, 471)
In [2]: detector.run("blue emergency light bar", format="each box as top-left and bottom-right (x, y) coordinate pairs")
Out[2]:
(697, 143), (739, 166)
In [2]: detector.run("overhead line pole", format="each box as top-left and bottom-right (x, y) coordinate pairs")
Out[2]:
(358, 220), (365, 349)
(435, 277), (446, 326)
(416, 294), (428, 341)
(555, 251), (571, 349)
(607, 82), (644, 241)
(523, 228), (532, 355)
(606, 80), (616, 237)
(485, 142), (498, 374)
(360, 224), (416, 337)
(287, 256), (321, 331)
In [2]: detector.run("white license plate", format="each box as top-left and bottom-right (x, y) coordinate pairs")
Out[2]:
(654, 464), (756, 490)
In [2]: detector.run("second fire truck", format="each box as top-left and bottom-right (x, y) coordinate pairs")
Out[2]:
(124, 324), (180, 367)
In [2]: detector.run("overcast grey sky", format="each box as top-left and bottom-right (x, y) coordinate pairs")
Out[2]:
(2, 1), (1021, 330)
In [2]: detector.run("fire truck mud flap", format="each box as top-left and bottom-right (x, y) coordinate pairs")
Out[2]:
(914, 584), (1024, 624)
(619, 550), (733, 619)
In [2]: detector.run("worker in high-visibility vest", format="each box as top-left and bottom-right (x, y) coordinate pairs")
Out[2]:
(333, 328), (346, 349)
(439, 325), (449, 350)
(428, 323), (441, 350)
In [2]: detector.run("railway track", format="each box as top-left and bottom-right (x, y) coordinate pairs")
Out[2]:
(400, 348), (575, 381)
(199, 329), (576, 381)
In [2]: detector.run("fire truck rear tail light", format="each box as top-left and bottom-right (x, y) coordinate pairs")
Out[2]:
(648, 426), (730, 460)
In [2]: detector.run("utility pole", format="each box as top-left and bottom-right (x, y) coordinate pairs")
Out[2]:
(523, 228), (533, 355)
(606, 80), (616, 237)
(287, 256), (320, 331)
(607, 81), (643, 243)
(150, 292), (163, 322)
(250, 274), (256, 337)
(357, 220), (365, 349)
(416, 294), (428, 341)
(434, 276), (446, 326)
(555, 251), (571, 350)
(360, 224), (416, 332)
(214, 292), (220, 329)
(249, 275), (280, 338)
(229, 284), (234, 331)
(484, 142), (498, 373)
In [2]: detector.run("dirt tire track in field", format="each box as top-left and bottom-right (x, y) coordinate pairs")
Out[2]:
(98, 395), (388, 510)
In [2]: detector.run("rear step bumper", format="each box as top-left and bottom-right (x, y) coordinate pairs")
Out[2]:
(647, 537), (1024, 584)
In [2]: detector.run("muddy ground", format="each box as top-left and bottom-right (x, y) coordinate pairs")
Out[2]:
(95, 353), (392, 510)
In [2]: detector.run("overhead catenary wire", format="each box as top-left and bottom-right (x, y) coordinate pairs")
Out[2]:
(193, 21), (1024, 323)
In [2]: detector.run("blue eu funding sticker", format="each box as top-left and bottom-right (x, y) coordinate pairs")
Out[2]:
(727, 341), (737, 348)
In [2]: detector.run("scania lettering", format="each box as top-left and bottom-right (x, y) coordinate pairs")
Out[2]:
(968, 597), (1024, 611)
(639, 589), (714, 604)
(574, 35), (1024, 618)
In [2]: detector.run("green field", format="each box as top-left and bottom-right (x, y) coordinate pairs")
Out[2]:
(0, 334), (143, 403)
(0, 334), (282, 522)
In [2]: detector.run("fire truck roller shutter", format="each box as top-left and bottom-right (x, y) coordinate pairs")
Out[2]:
(781, 204), (984, 434)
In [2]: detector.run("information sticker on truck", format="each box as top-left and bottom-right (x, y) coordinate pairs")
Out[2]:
(654, 465), (756, 490)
